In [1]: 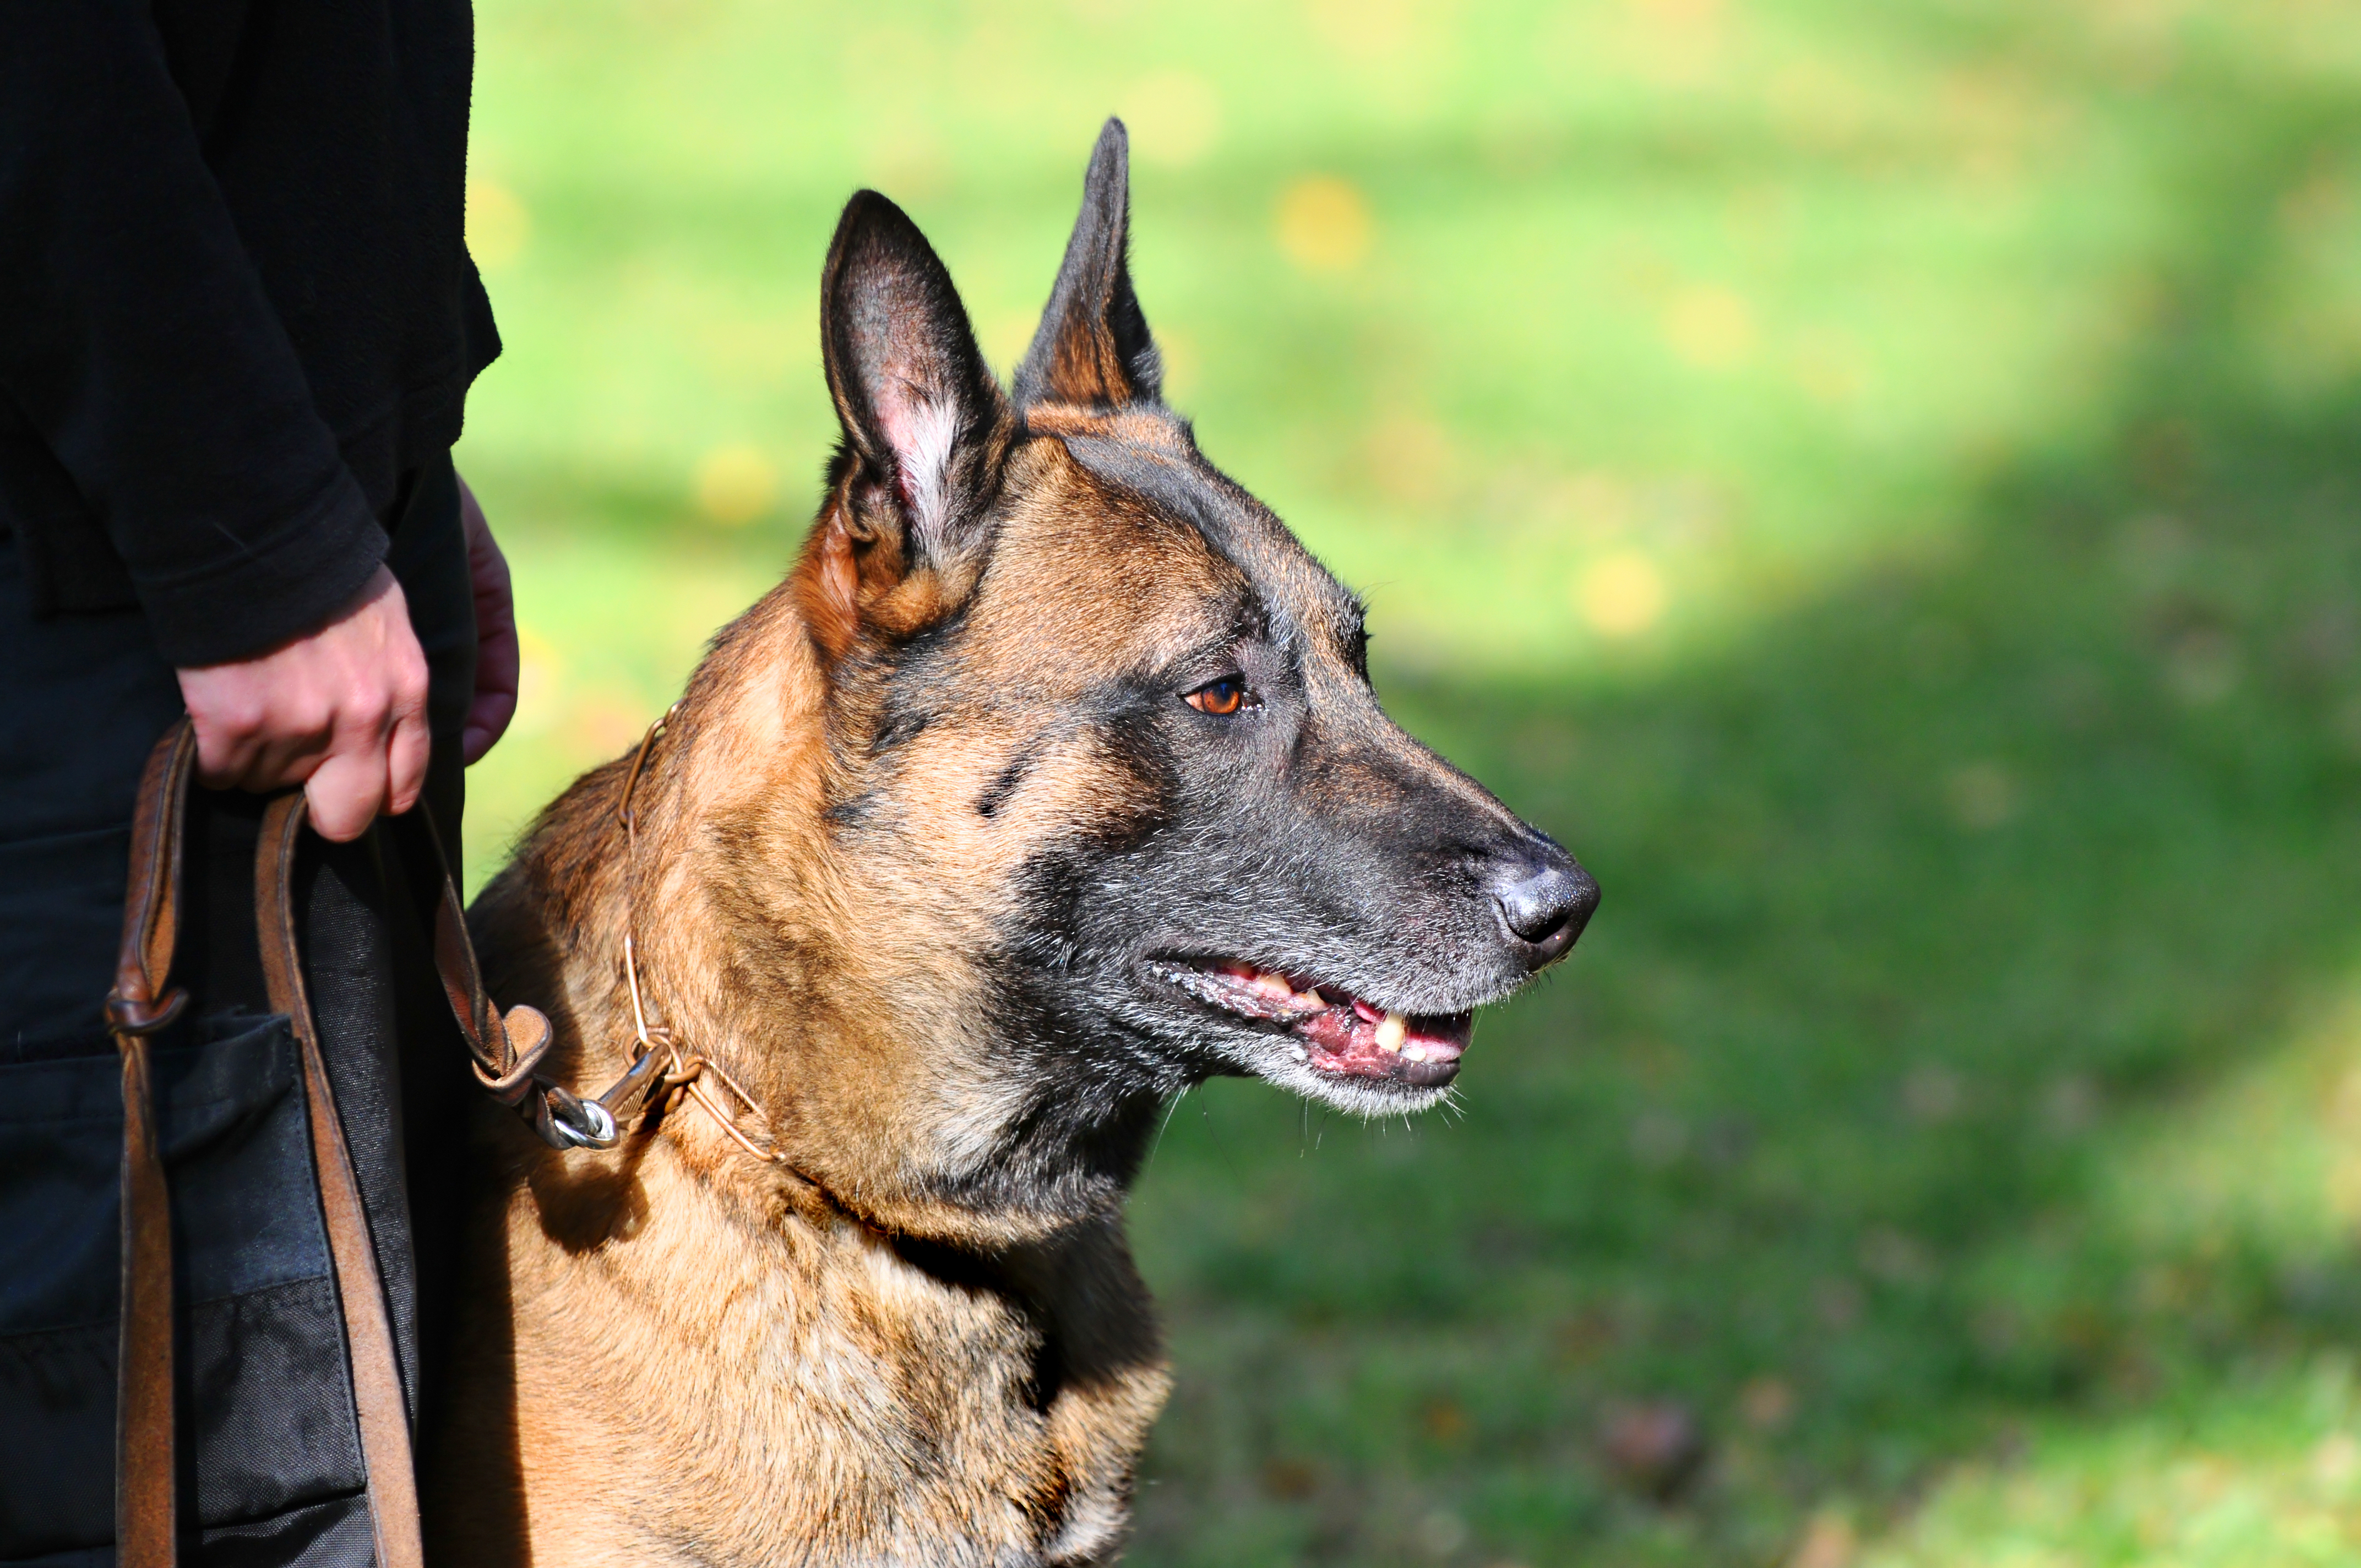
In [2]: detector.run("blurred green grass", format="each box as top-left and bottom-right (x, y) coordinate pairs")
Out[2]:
(456, 1), (2361, 1561)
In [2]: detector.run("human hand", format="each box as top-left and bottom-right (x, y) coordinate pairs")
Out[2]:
(458, 473), (518, 765)
(175, 566), (431, 842)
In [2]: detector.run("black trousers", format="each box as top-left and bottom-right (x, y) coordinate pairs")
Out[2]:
(0, 456), (476, 1566)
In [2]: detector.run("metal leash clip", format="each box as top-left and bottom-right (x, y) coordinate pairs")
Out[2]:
(543, 1085), (618, 1150)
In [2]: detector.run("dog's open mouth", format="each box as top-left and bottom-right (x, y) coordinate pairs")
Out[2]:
(1154, 959), (1475, 1089)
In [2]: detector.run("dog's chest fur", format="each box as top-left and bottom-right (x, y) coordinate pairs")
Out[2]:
(432, 1118), (1168, 1568)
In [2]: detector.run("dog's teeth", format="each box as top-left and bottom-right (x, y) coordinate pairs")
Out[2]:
(1401, 1042), (1428, 1062)
(1250, 970), (1294, 999)
(1375, 1012), (1406, 1053)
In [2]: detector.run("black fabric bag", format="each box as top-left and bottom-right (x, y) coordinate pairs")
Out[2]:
(0, 1016), (376, 1566)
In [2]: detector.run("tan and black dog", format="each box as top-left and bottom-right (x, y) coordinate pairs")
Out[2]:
(426, 121), (1596, 1567)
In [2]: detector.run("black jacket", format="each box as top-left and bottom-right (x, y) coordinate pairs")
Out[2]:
(0, 0), (499, 666)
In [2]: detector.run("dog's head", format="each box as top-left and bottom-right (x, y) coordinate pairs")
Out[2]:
(779, 120), (1592, 1178)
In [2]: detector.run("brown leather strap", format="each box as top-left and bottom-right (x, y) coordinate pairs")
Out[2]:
(424, 817), (502, 1070)
(113, 1033), (177, 1567)
(105, 723), (198, 1568)
(106, 724), (197, 1038)
(254, 793), (427, 1568)
(100, 718), (582, 1568)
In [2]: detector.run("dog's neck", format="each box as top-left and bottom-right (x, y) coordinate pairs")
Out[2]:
(559, 579), (1156, 1251)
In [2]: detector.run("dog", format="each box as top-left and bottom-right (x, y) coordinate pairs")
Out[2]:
(426, 119), (1597, 1567)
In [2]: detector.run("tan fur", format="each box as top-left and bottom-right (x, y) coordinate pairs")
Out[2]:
(407, 128), (1567, 1562)
(425, 437), (1217, 1567)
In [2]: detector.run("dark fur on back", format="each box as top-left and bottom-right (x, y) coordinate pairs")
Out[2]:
(423, 121), (1593, 1567)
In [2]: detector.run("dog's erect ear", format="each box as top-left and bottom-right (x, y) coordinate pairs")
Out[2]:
(1013, 118), (1162, 410)
(821, 190), (1008, 570)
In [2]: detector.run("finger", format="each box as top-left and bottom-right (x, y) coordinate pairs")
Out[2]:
(244, 730), (334, 796)
(469, 525), (514, 626)
(305, 743), (388, 843)
(459, 477), (521, 765)
(460, 688), (519, 767)
(385, 691), (432, 816)
(462, 619), (520, 765)
(187, 711), (262, 791)
(176, 671), (269, 789)
(475, 590), (519, 689)
(185, 695), (336, 793)
(234, 690), (339, 792)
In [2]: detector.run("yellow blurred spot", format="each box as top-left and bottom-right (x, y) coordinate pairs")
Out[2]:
(1122, 71), (1221, 168)
(1664, 286), (1755, 370)
(1275, 176), (1371, 275)
(1630, 0), (1721, 23)
(1624, 0), (1726, 87)
(466, 179), (530, 270)
(1304, 0), (1422, 62)
(694, 444), (780, 526)
(1577, 551), (1667, 638)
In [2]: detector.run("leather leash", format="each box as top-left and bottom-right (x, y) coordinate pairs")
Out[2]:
(103, 709), (808, 1561)
(101, 718), (584, 1566)
(102, 725), (197, 1568)
(254, 792), (425, 1568)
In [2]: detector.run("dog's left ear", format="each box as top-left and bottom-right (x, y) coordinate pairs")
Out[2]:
(820, 190), (1009, 577)
(1013, 118), (1162, 410)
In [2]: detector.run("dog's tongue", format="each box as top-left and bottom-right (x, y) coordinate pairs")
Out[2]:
(1298, 999), (1469, 1084)
(1212, 963), (1471, 1086)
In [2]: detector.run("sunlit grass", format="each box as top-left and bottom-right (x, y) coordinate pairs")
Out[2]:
(457, 1), (2361, 1561)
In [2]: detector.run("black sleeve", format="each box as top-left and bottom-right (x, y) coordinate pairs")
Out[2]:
(0, 2), (389, 667)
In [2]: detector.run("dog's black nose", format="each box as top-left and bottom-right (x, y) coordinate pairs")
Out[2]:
(1491, 845), (1598, 968)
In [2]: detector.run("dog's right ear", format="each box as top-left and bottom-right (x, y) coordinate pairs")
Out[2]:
(806, 191), (1009, 655)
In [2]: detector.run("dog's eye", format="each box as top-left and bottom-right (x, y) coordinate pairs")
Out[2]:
(1184, 677), (1249, 716)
